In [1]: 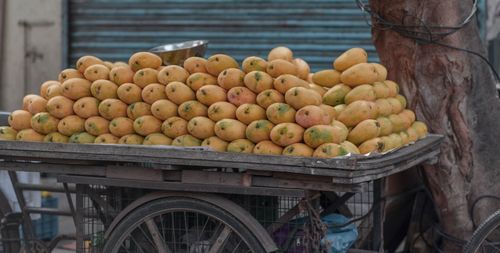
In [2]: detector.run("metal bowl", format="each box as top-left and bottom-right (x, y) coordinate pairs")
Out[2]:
(149, 40), (208, 66)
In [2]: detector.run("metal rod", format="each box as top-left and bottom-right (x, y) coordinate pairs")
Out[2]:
(25, 207), (73, 216)
(76, 184), (84, 253)
(8, 171), (35, 253)
(64, 182), (78, 225)
(15, 182), (76, 193)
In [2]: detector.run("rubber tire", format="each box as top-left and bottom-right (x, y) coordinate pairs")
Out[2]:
(0, 190), (21, 253)
(103, 197), (267, 253)
(463, 209), (500, 253)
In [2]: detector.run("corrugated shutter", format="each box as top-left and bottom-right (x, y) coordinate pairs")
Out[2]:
(68, 0), (377, 71)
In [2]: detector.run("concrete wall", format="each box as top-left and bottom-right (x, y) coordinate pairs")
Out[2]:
(0, 0), (62, 112)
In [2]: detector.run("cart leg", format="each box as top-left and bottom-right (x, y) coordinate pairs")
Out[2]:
(8, 171), (35, 253)
(372, 178), (386, 252)
(76, 184), (84, 253)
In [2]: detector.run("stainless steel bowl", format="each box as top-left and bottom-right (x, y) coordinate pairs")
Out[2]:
(149, 40), (208, 66)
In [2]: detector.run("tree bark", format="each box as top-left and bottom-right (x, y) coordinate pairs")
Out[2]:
(369, 0), (500, 252)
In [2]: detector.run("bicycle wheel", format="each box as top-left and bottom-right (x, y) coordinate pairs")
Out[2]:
(0, 190), (20, 253)
(103, 197), (267, 253)
(463, 210), (500, 253)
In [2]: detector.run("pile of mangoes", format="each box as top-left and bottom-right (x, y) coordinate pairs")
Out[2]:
(0, 46), (428, 157)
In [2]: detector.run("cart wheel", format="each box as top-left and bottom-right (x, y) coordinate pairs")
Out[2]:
(0, 190), (21, 253)
(103, 197), (266, 253)
(463, 209), (500, 253)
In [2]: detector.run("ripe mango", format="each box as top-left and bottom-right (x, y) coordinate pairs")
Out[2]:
(172, 134), (202, 146)
(337, 100), (378, 127)
(73, 97), (99, 119)
(236, 104), (266, 125)
(142, 83), (166, 104)
(344, 84), (376, 105)
(266, 103), (296, 124)
(242, 56), (268, 73)
(46, 96), (74, 119)
(293, 58), (310, 80)
(227, 139), (255, 153)
(330, 120), (349, 139)
(322, 84), (352, 106)
(273, 74), (309, 94)
(388, 114), (407, 133)
(43, 132), (69, 143)
(333, 48), (368, 71)
(312, 70), (341, 88)
(76, 55), (104, 73)
(133, 68), (158, 88)
(196, 85), (227, 106)
(109, 117), (134, 137)
(319, 104), (337, 121)
(117, 83), (142, 104)
(396, 94), (407, 109)
(59, 69), (83, 83)
(217, 68), (245, 90)
(165, 81), (195, 105)
(256, 89), (285, 109)
(304, 125), (346, 148)
(227, 87), (256, 106)
(91, 80), (118, 100)
(103, 61), (114, 69)
(118, 134), (144, 145)
(22, 95), (37, 111)
(16, 129), (45, 142)
(268, 46), (293, 62)
(412, 121), (428, 139)
(201, 136), (228, 152)
(183, 57), (208, 74)
(143, 133), (172, 145)
(266, 59), (297, 78)
(244, 71), (274, 93)
(245, 119), (274, 143)
(109, 66), (134, 85)
(358, 137), (385, 154)
(94, 133), (119, 144)
(373, 82), (390, 99)
(269, 123), (304, 147)
(308, 83), (327, 97)
(375, 99), (392, 117)
(372, 63), (388, 81)
(134, 115), (162, 136)
(384, 80), (399, 97)
(128, 52), (162, 71)
(62, 78), (91, 100)
(31, 112), (59, 135)
(187, 116), (215, 139)
(406, 127), (419, 142)
(340, 141), (360, 154)
(46, 85), (64, 99)
(58, 115), (85, 136)
(151, 99), (178, 120)
(98, 99), (127, 120)
(0, 126), (17, 141)
(178, 100), (208, 121)
(161, 116), (188, 138)
(387, 133), (404, 151)
(253, 140), (283, 155)
(282, 143), (314, 157)
(26, 96), (47, 115)
(340, 63), (378, 87)
(399, 109), (416, 129)
(347, 119), (381, 145)
(334, 104), (347, 115)
(187, 73), (218, 91)
(84, 64), (110, 82)
(313, 143), (348, 158)
(206, 54), (239, 76)
(207, 101), (237, 122)
(69, 132), (96, 144)
(214, 119), (246, 142)
(295, 105), (331, 128)
(376, 117), (393, 136)
(399, 131), (410, 145)
(157, 65), (189, 85)
(40, 81), (60, 99)
(84, 116), (109, 136)
(127, 102), (152, 120)
(285, 87), (322, 110)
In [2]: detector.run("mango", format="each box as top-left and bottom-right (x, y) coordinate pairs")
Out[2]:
(206, 54), (239, 76)
(347, 119), (381, 145)
(178, 100), (208, 120)
(187, 73), (218, 91)
(127, 102), (152, 120)
(399, 131), (410, 145)
(330, 120), (349, 139)
(16, 129), (45, 142)
(76, 55), (104, 73)
(196, 85), (227, 106)
(303, 125), (346, 148)
(359, 137), (385, 154)
(183, 57), (208, 74)
(113, 61), (129, 68)
(253, 140), (283, 155)
(227, 87), (256, 106)
(128, 52), (162, 71)
(46, 85), (64, 99)
(308, 83), (327, 96)
(387, 133), (404, 150)
(217, 68), (245, 90)
(322, 84), (352, 106)
(313, 143), (348, 158)
(84, 116), (110, 136)
(62, 78), (91, 100)
(375, 99), (392, 117)
(312, 70), (341, 88)
(58, 69), (83, 83)
(242, 56), (268, 73)
(399, 109), (416, 129)
(295, 105), (331, 128)
(158, 65), (190, 85)
(43, 132), (69, 143)
(143, 133), (172, 145)
(116, 83), (142, 104)
(134, 115), (162, 136)
(337, 101), (378, 127)
(340, 141), (360, 154)
(214, 119), (246, 142)
(384, 80), (400, 97)
(22, 94), (38, 111)
(69, 132), (96, 144)
(256, 89), (284, 109)
(58, 115), (85, 136)
(266, 59), (297, 78)
(109, 66), (134, 85)
(207, 101), (237, 122)
(388, 114), (407, 133)
(84, 64), (110, 81)
(406, 127), (419, 142)
(244, 71), (274, 93)
(270, 123), (304, 147)
(172, 134), (201, 147)
(91, 80), (118, 100)
(376, 117), (393, 136)
(282, 143), (314, 157)
(142, 83), (166, 104)
(73, 97), (99, 119)
(344, 84), (376, 104)
(161, 116), (188, 138)
(293, 58), (310, 80)
(285, 87), (322, 110)
(165, 81), (196, 105)
(412, 121), (428, 139)
(236, 104), (266, 125)
(273, 74), (309, 94)
(227, 139), (255, 153)
(373, 82), (390, 99)
(396, 94), (407, 109)
(98, 99), (127, 120)
(46, 96), (74, 119)
(31, 112), (59, 135)
(40, 81), (60, 99)
(201, 136), (228, 152)
(266, 103), (296, 124)
(27, 96), (47, 115)
(0, 126), (17, 141)
(151, 99), (178, 120)
(118, 134), (144, 145)
(245, 119), (274, 143)
(372, 63), (388, 81)
(133, 68), (158, 88)
(268, 46), (293, 62)
(319, 104), (337, 121)
(187, 116), (215, 139)
(94, 133), (119, 144)
(333, 48), (368, 71)
(340, 63), (379, 87)
(109, 117), (134, 137)
(380, 136), (393, 152)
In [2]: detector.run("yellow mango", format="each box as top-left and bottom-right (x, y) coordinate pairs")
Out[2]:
(313, 143), (348, 158)
(376, 117), (393, 136)
(266, 59), (297, 78)
(373, 82), (390, 99)
(268, 46), (293, 62)
(227, 139), (255, 153)
(143, 133), (172, 145)
(285, 87), (322, 110)
(242, 56), (268, 73)
(333, 48), (368, 71)
(206, 54), (239, 76)
(340, 63), (378, 87)
(358, 137), (385, 154)
(256, 89), (285, 109)
(245, 119), (275, 143)
(384, 80), (400, 97)
(266, 103), (296, 124)
(269, 123), (304, 147)
(303, 125), (347, 148)
(412, 121), (428, 139)
(375, 99), (393, 117)
(201, 136), (228, 152)
(217, 68), (245, 90)
(244, 71), (274, 93)
(312, 70), (341, 88)
(322, 84), (352, 106)
(282, 143), (314, 157)
(372, 63), (388, 81)
(157, 65), (189, 85)
(183, 57), (208, 74)
(347, 119), (381, 145)
(337, 100), (378, 127)
(293, 58), (310, 80)
(273, 74), (309, 94)
(344, 84), (376, 104)
(340, 141), (360, 154)
(253, 140), (283, 155)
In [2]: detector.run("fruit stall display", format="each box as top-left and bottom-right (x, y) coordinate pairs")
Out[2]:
(0, 46), (428, 158)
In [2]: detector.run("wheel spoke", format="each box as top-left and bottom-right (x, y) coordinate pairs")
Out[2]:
(129, 234), (148, 253)
(208, 225), (232, 253)
(146, 218), (171, 253)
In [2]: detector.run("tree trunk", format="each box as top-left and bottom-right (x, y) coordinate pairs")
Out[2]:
(369, 0), (500, 252)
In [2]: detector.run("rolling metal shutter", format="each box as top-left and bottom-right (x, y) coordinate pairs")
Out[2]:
(68, 0), (377, 71)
